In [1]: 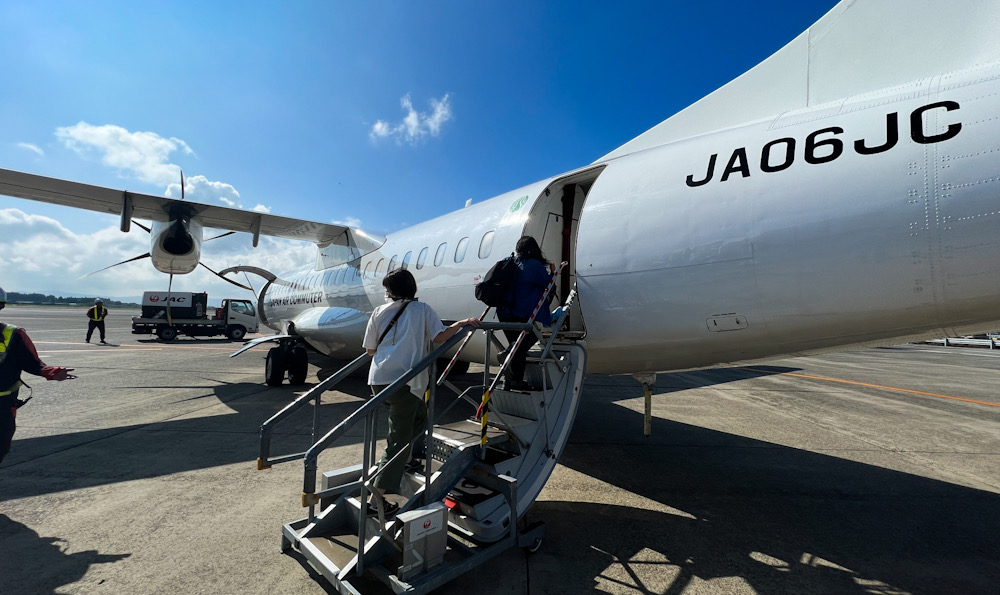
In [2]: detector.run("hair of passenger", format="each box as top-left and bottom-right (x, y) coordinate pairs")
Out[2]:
(515, 236), (547, 264)
(383, 269), (417, 299)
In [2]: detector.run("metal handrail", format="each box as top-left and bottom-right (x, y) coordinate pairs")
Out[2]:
(300, 321), (534, 506)
(258, 352), (370, 469)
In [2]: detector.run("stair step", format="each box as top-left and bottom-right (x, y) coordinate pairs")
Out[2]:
(304, 530), (361, 570)
(489, 389), (543, 420)
(431, 419), (509, 451)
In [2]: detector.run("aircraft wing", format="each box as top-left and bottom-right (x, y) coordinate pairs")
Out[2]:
(0, 166), (362, 246)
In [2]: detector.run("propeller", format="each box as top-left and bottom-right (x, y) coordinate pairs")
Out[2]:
(199, 261), (253, 291)
(79, 252), (152, 279)
(79, 169), (239, 278)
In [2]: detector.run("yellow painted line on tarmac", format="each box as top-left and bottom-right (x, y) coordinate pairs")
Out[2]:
(38, 348), (164, 353)
(755, 369), (1000, 409)
(36, 341), (245, 351)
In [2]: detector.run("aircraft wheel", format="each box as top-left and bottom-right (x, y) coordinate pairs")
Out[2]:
(288, 345), (309, 385)
(157, 326), (178, 341)
(227, 325), (247, 341)
(265, 347), (286, 386)
(524, 537), (543, 554)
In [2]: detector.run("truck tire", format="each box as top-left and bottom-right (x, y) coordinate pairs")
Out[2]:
(265, 347), (286, 387)
(157, 326), (178, 341)
(227, 326), (247, 341)
(288, 345), (309, 385)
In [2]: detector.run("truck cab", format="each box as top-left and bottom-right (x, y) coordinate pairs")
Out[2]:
(216, 299), (258, 340)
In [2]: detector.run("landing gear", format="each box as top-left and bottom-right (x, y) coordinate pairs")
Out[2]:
(264, 340), (310, 386)
(265, 347), (286, 387)
(524, 536), (543, 554)
(288, 345), (309, 385)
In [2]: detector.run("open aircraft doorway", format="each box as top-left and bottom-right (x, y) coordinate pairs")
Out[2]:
(524, 165), (605, 337)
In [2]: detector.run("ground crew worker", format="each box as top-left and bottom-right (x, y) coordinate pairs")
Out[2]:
(86, 298), (108, 344)
(0, 287), (76, 464)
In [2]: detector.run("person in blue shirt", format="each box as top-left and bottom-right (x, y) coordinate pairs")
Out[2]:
(496, 236), (553, 391)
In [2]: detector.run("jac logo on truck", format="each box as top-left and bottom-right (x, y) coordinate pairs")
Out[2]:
(149, 295), (189, 304)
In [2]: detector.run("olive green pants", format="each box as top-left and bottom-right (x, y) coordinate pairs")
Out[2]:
(371, 384), (427, 493)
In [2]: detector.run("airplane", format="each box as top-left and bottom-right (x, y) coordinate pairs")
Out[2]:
(2, 0), (1000, 390)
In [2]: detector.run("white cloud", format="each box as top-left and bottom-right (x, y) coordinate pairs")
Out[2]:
(165, 174), (250, 209)
(52, 123), (271, 212)
(370, 93), (453, 145)
(332, 216), (362, 228)
(56, 122), (194, 186)
(16, 142), (44, 157)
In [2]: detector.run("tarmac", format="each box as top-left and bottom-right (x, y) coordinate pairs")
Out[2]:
(1, 304), (999, 594)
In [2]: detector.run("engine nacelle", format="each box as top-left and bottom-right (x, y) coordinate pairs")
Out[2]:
(149, 216), (203, 274)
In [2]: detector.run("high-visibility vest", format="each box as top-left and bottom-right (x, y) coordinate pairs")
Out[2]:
(91, 307), (106, 321)
(0, 324), (23, 397)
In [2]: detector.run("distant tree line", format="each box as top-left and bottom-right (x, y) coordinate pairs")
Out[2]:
(6, 292), (139, 307)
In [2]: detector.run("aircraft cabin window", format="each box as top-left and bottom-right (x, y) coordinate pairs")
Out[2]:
(478, 231), (495, 259)
(434, 243), (448, 267)
(455, 237), (469, 263)
(416, 247), (428, 269)
(402, 251), (412, 269)
(388, 255), (399, 272)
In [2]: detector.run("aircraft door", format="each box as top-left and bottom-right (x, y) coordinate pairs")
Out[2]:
(523, 166), (605, 336)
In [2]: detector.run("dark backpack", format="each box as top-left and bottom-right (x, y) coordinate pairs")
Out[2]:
(475, 254), (519, 307)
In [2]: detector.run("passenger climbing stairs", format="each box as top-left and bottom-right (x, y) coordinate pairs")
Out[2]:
(257, 288), (586, 594)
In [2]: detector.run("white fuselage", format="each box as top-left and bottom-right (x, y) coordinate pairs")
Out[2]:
(263, 63), (1000, 375)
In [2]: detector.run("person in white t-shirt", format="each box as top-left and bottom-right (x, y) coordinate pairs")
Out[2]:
(362, 269), (479, 515)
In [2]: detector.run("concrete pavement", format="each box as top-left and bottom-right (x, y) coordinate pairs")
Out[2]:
(2, 305), (998, 594)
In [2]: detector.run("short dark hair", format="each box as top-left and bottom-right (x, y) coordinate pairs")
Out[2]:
(383, 269), (417, 299)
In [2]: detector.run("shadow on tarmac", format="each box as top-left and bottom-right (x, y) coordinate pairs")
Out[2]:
(536, 366), (1000, 594)
(0, 515), (130, 594)
(6, 359), (999, 593)
(0, 356), (480, 502)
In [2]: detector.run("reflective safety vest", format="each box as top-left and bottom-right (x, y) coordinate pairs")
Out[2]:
(91, 307), (106, 321)
(0, 324), (23, 397)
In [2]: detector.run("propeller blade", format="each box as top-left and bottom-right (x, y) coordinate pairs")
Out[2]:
(79, 253), (151, 278)
(132, 220), (152, 233)
(180, 170), (185, 200)
(199, 262), (254, 291)
(204, 231), (236, 242)
(243, 272), (256, 294)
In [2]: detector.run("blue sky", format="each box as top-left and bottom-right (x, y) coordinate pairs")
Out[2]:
(0, 0), (834, 300)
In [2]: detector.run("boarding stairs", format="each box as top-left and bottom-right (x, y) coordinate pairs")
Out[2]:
(257, 292), (585, 594)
